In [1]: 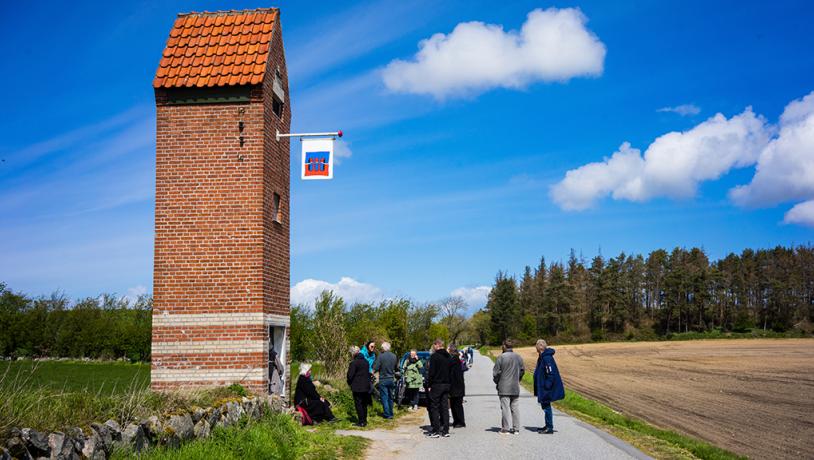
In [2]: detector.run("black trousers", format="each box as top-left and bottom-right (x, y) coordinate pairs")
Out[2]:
(429, 384), (450, 434)
(450, 396), (465, 426)
(405, 387), (420, 406)
(352, 391), (369, 425)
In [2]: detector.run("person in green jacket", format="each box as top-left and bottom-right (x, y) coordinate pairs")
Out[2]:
(403, 349), (424, 410)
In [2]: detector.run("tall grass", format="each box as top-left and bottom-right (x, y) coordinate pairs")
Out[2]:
(0, 360), (245, 443)
(112, 413), (368, 460)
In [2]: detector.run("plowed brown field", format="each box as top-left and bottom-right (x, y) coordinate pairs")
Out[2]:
(515, 339), (814, 459)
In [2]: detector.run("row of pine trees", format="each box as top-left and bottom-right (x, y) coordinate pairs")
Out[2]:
(480, 245), (814, 344)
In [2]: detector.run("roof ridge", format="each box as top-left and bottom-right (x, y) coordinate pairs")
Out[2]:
(178, 8), (279, 17)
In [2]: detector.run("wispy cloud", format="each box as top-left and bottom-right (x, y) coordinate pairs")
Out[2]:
(334, 140), (352, 165)
(123, 285), (148, 304)
(450, 285), (491, 313)
(2, 106), (150, 171)
(293, 71), (429, 133)
(287, 0), (436, 85)
(0, 107), (154, 219)
(657, 104), (701, 116)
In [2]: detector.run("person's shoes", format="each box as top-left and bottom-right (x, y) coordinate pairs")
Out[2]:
(540, 427), (554, 434)
(354, 422), (367, 428)
(510, 428), (520, 435)
(499, 429), (511, 435)
(537, 425), (549, 433)
(429, 432), (441, 438)
(442, 432), (450, 437)
(452, 424), (466, 428)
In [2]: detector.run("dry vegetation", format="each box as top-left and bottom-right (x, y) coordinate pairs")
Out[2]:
(515, 339), (814, 459)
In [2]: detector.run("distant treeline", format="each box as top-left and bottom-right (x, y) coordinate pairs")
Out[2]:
(0, 283), (152, 361)
(477, 245), (814, 344)
(291, 292), (472, 377)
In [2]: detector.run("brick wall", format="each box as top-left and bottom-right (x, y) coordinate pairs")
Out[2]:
(152, 17), (291, 396)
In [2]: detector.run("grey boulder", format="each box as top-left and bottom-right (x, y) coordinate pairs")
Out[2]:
(166, 414), (194, 442)
(121, 423), (148, 452)
(193, 419), (211, 439)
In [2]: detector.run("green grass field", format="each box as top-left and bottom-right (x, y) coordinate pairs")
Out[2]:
(2, 359), (393, 459)
(1, 359), (149, 393)
(0, 359), (244, 444)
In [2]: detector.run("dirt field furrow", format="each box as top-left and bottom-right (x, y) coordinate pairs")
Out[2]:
(515, 339), (814, 459)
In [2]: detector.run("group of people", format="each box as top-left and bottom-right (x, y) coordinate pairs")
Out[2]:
(346, 339), (471, 431)
(346, 340), (400, 426)
(422, 339), (469, 437)
(493, 338), (564, 434)
(295, 337), (564, 436)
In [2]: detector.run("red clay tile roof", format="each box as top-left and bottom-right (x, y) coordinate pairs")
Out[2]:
(153, 8), (279, 89)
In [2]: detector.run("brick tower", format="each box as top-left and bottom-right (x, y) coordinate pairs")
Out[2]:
(151, 8), (291, 395)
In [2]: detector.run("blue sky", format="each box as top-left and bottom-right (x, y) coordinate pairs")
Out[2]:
(1, 0), (813, 311)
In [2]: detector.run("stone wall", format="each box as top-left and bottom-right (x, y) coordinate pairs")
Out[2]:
(1, 396), (286, 460)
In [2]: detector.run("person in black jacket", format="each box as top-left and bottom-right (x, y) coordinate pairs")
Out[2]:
(294, 363), (336, 423)
(347, 345), (372, 427)
(426, 338), (452, 437)
(448, 345), (467, 428)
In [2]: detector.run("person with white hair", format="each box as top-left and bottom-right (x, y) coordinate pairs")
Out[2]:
(533, 339), (564, 434)
(294, 363), (336, 423)
(373, 341), (399, 419)
(347, 345), (372, 427)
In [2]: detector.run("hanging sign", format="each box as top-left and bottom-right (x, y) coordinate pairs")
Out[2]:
(301, 138), (334, 180)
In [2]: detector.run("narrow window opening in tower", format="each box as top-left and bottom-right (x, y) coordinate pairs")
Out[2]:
(272, 96), (284, 118)
(272, 192), (282, 223)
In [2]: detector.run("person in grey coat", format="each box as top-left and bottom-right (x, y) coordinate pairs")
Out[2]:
(492, 338), (525, 434)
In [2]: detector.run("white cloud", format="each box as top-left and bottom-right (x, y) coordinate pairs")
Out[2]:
(657, 104), (701, 116)
(334, 140), (352, 165)
(291, 277), (383, 306)
(382, 7), (605, 99)
(551, 90), (814, 227)
(783, 200), (814, 227)
(729, 91), (814, 208)
(550, 142), (645, 211)
(123, 285), (148, 305)
(450, 286), (491, 311)
(551, 108), (770, 210)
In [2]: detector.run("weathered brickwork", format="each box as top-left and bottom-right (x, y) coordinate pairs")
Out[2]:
(151, 9), (291, 396)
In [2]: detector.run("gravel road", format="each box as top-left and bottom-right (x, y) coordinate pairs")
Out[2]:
(339, 350), (651, 460)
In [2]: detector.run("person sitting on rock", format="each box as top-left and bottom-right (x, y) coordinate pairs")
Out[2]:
(294, 363), (337, 423)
